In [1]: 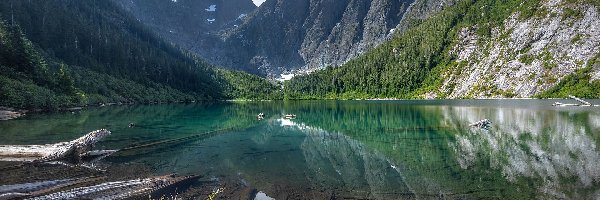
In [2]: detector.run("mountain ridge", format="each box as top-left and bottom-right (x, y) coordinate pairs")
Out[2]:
(118, 0), (455, 77)
(283, 0), (600, 99)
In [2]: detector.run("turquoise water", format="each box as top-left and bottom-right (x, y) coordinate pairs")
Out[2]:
(1, 100), (600, 199)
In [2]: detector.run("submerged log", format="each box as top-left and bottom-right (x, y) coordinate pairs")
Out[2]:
(0, 129), (111, 162)
(553, 95), (598, 107)
(28, 175), (199, 200)
(0, 177), (103, 200)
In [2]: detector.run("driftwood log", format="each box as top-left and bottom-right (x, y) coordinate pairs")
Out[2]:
(27, 175), (198, 200)
(0, 177), (104, 200)
(553, 95), (598, 107)
(0, 129), (111, 162)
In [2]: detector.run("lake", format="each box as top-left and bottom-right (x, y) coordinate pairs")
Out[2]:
(1, 100), (599, 199)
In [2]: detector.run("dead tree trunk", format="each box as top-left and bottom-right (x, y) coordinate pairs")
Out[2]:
(0, 129), (111, 162)
(29, 175), (198, 200)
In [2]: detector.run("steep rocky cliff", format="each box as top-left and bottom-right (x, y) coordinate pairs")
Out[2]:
(284, 0), (599, 99)
(441, 0), (600, 98)
(220, 0), (417, 76)
(117, 0), (453, 77)
(112, 0), (257, 70)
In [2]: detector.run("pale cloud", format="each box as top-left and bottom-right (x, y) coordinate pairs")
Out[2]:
(252, 0), (266, 6)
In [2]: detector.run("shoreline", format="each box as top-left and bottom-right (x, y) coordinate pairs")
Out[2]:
(1, 97), (595, 121)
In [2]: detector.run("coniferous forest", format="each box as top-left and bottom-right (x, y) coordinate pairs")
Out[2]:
(0, 0), (280, 110)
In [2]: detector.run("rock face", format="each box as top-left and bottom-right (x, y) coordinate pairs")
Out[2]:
(441, 0), (600, 98)
(220, 0), (453, 77)
(116, 0), (454, 77)
(112, 0), (257, 70)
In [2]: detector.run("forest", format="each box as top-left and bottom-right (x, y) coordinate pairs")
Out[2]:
(0, 0), (280, 110)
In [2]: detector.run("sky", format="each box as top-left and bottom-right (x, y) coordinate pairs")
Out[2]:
(252, 0), (266, 6)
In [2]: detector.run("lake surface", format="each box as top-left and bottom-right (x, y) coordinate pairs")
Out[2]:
(1, 100), (600, 199)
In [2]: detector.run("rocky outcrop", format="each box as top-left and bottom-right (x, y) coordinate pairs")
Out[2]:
(441, 0), (600, 98)
(112, 0), (257, 71)
(117, 0), (454, 77)
(222, 0), (416, 76)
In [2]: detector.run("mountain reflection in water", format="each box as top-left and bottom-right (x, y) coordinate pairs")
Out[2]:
(0, 100), (599, 199)
(447, 106), (600, 198)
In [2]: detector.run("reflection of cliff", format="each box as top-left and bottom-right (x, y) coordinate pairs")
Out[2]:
(285, 120), (415, 199)
(445, 107), (600, 199)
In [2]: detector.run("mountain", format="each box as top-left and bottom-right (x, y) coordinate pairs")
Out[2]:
(0, 0), (279, 110)
(220, 0), (414, 76)
(111, 0), (257, 70)
(284, 0), (600, 99)
(116, 0), (457, 77)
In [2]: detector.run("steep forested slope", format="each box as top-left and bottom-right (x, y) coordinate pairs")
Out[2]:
(0, 0), (278, 109)
(112, 0), (257, 67)
(285, 0), (600, 99)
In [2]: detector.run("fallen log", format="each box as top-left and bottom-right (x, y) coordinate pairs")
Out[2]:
(0, 108), (25, 121)
(0, 177), (104, 200)
(28, 175), (199, 200)
(568, 95), (591, 105)
(0, 129), (111, 162)
(552, 95), (598, 107)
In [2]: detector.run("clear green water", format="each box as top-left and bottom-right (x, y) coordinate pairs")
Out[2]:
(1, 100), (600, 199)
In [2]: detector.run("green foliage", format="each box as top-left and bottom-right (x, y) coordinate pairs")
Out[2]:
(519, 54), (536, 65)
(0, 75), (59, 110)
(0, 1), (280, 109)
(564, 0), (600, 12)
(571, 33), (583, 43)
(284, 0), (595, 99)
(536, 68), (600, 99)
(540, 50), (558, 70)
(562, 7), (584, 20)
(0, 0), (223, 101)
(214, 68), (282, 100)
(285, 0), (545, 99)
(536, 55), (600, 99)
